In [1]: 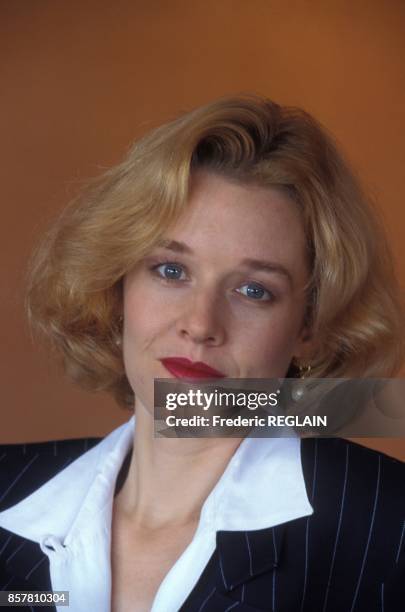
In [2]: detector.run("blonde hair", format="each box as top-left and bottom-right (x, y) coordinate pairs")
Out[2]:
(26, 95), (405, 406)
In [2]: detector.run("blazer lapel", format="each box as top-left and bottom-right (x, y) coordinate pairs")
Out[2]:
(216, 523), (285, 591)
(180, 524), (286, 611)
(200, 589), (273, 611)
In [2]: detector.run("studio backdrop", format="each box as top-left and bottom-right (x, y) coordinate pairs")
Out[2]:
(1, 0), (404, 458)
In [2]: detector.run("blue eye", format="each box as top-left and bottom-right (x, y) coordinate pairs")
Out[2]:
(154, 262), (186, 281)
(237, 283), (273, 301)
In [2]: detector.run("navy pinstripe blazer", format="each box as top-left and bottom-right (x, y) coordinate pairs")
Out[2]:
(0, 436), (404, 612)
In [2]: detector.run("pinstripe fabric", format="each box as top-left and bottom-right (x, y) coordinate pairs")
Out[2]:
(395, 520), (404, 564)
(0, 436), (404, 611)
(0, 454), (39, 505)
(0, 438), (99, 612)
(321, 443), (349, 612)
(180, 438), (405, 611)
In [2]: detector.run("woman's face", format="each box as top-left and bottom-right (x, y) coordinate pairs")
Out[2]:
(123, 172), (312, 409)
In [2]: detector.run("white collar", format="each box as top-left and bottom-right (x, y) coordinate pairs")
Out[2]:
(0, 416), (313, 544)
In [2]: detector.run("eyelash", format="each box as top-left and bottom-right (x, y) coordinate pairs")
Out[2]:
(149, 260), (276, 303)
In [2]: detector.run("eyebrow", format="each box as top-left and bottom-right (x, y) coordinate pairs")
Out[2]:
(157, 239), (193, 254)
(156, 240), (293, 286)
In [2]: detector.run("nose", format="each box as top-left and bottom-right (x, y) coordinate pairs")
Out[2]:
(176, 288), (226, 346)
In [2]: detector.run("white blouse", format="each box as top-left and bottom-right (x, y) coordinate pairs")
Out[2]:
(0, 417), (313, 612)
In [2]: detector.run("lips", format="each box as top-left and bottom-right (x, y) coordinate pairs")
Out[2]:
(160, 357), (226, 380)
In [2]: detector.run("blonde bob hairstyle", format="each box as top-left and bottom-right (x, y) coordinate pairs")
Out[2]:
(26, 95), (404, 407)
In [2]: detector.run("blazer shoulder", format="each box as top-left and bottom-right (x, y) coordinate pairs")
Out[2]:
(301, 436), (404, 475)
(0, 436), (101, 511)
(300, 436), (405, 514)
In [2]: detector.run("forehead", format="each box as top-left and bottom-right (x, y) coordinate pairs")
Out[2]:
(166, 172), (308, 267)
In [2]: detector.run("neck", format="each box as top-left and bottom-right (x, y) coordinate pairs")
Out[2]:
(114, 401), (242, 529)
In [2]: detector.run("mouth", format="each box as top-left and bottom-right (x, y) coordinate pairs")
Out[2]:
(160, 357), (226, 380)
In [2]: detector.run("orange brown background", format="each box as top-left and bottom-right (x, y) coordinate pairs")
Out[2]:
(1, 1), (404, 458)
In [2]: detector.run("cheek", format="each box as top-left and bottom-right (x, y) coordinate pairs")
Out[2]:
(239, 317), (301, 377)
(123, 285), (165, 347)
(122, 279), (181, 409)
(121, 289), (158, 398)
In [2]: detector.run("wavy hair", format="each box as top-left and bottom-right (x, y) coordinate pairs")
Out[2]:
(26, 95), (405, 406)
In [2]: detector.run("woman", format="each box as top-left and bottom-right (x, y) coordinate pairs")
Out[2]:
(0, 96), (404, 612)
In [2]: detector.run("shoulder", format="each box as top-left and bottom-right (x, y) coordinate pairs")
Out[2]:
(300, 436), (405, 489)
(300, 437), (404, 539)
(293, 438), (405, 603)
(0, 437), (102, 511)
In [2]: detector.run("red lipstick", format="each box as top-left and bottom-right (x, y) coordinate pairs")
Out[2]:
(160, 357), (226, 380)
